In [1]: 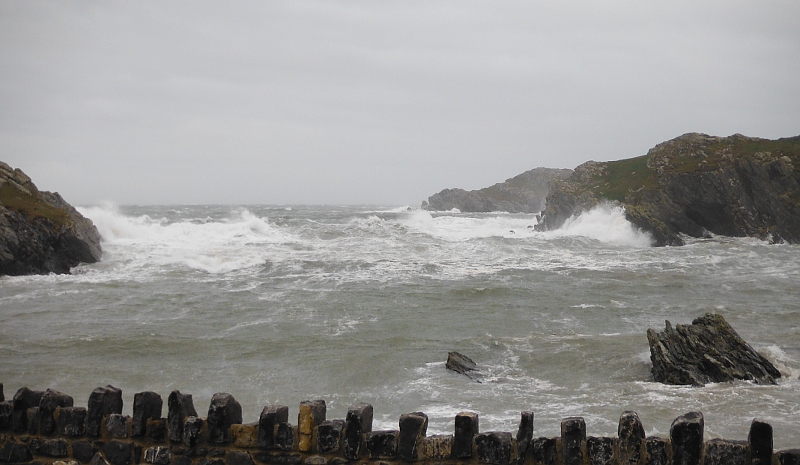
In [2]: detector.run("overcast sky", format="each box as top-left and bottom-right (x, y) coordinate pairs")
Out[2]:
(1, 1), (798, 206)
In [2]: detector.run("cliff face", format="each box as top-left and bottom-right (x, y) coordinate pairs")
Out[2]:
(422, 167), (572, 213)
(0, 162), (102, 275)
(536, 133), (800, 246)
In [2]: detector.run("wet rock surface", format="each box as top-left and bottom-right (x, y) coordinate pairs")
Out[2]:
(647, 313), (781, 386)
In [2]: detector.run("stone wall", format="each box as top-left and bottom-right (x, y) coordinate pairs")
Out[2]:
(1, 383), (798, 465)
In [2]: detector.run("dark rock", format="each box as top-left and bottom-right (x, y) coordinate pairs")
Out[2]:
(316, 420), (344, 454)
(423, 168), (572, 213)
(228, 451), (255, 465)
(132, 391), (162, 438)
(586, 436), (615, 465)
(366, 430), (399, 459)
(147, 418), (167, 441)
(167, 390), (197, 443)
(170, 457), (192, 465)
(537, 133), (800, 246)
(87, 386), (123, 437)
(0, 383), (3, 402)
(143, 447), (172, 465)
(343, 403), (372, 460)
(531, 437), (558, 465)
(0, 437), (32, 463)
(185, 448), (208, 458)
(197, 459), (224, 465)
(647, 313), (781, 386)
(90, 452), (111, 465)
(618, 410), (645, 464)
(777, 450), (800, 465)
(72, 440), (96, 463)
(38, 388), (74, 435)
(561, 417), (585, 465)
(259, 405), (289, 449)
(0, 161), (102, 275)
(253, 452), (302, 465)
(12, 387), (44, 433)
(453, 411), (479, 459)
(644, 437), (669, 465)
(515, 411), (534, 465)
(669, 412), (703, 465)
(398, 411), (427, 460)
(208, 448), (226, 458)
(422, 434), (452, 459)
(446, 352), (483, 382)
(303, 456), (325, 465)
(0, 401), (11, 430)
(102, 441), (134, 465)
(475, 431), (512, 465)
(274, 423), (295, 451)
(56, 406), (86, 436)
(298, 400), (325, 452)
(183, 417), (203, 447)
(105, 415), (129, 438)
(26, 407), (39, 435)
(30, 438), (68, 457)
(207, 392), (242, 444)
(704, 439), (747, 465)
(749, 418), (773, 465)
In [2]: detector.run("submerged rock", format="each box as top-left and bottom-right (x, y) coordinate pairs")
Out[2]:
(647, 313), (781, 386)
(446, 352), (483, 382)
(0, 161), (101, 275)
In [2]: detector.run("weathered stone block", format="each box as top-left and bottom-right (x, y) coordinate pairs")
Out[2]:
(253, 452), (302, 465)
(26, 407), (40, 434)
(0, 437), (32, 463)
(398, 411), (428, 460)
(777, 449), (800, 465)
(183, 416), (204, 447)
(561, 417), (585, 465)
(13, 388), (43, 433)
(90, 452), (112, 465)
(343, 403), (372, 460)
(669, 412), (703, 465)
(644, 437), (669, 465)
(303, 456), (326, 465)
(232, 424), (259, 448)
(704, 439), (747, 465)
(132, 391), (163, 438)
(105, 414), (130, 439)
(228, 450), (255, 465)
(87, 386), (123, 437)
(147, 418), (167, 441)
(144, 447), (172, 465)
(475, 431), (512, 465)
(259, 405), (289, 450)
(186, 448), (209, 458)
(453, 411), (479, 459)
(298, 400), (326, 452)
(749, 418), (773, 465)
(38, 389), (74, 435)
(72, 440), (95, 463)
(618, 411), (645, 465)
(57, 406), (87, 436)
(422, 434), (453, 460)
(171, 456), (192, 465)
(196, 459), (224, 465)
(0, 383), (3, 402)
(103, 441), (134, 465)
(316, 420), (344, 454)
(207, 392), (242, 444)
(30, 438), (69, 457)
(167, 391), (197, 443)
(531, 437), (558, 465)
(587, 436), (615, 465)
(515, 411), (534, 465)
(275, 422), (295, 451)
(366, 430), (399, 459)
(0, 401), (12, 430)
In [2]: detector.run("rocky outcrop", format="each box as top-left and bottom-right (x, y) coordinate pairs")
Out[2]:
(422, 168), (572, 213)
(446, 352), (483, 382)
(0, 162), (101, 275)
(536, 133), (800, 246)
(647, 313), (781, 386)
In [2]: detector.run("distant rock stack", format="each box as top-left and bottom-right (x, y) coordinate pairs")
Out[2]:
(0, 161), (102, 275)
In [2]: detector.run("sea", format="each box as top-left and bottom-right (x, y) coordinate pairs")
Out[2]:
(1, 204), (799, 448)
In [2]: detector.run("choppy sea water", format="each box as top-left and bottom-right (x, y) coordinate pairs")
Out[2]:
(1, 204), (799, 448)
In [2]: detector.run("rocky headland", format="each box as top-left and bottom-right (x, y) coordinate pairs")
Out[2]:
(536, 133), (800, 246)
(422, 167), (572, 213)
(0, 162), (102, 275)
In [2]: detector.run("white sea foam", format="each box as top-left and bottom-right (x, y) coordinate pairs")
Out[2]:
(398, 210), (538, 241)
(543, 203), (653, 247)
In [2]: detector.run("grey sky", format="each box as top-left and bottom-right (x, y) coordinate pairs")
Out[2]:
(1, 1), (798, 206)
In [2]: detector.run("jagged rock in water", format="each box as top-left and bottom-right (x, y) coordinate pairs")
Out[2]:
(536, 133), (800, 246)
(0, 162), (101, 275)
(446, 351), (483, 382)
(647, 313), (781, 386)
(423, 168), (572, 213)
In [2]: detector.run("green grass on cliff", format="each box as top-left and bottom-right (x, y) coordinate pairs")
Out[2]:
(0, 182), (69, 228)
(587, 154), (657, 203)
(670, 136), (800, 173)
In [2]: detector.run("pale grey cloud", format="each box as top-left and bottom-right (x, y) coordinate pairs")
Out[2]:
(1, 0), (798, 205)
